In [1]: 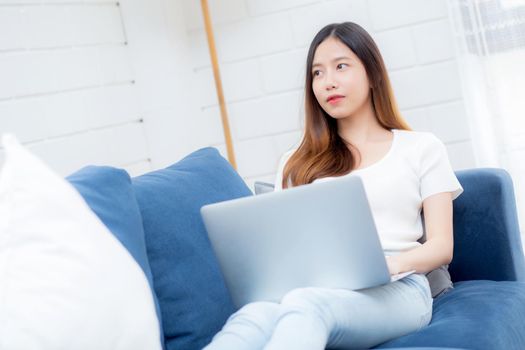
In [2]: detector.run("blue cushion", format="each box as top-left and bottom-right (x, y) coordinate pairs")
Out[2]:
(131, 147), (253, 350)
(375, 280), (525, 349)
(67, 166), (164, 348)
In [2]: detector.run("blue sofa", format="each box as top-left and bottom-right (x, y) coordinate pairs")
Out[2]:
(67, 147), (525, 350)
(375, 168), (525, 349)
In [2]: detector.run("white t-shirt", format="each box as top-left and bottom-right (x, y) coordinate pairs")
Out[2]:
(273, 129), (463, 254)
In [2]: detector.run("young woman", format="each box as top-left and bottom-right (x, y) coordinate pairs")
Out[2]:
(205, 22), (463, 350)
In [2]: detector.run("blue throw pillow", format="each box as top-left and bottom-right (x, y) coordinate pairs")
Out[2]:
(131, 147), (253, 350)
(67, 166), (164, 348)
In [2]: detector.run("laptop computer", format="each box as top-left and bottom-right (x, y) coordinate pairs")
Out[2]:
(201, 175), (415, 309)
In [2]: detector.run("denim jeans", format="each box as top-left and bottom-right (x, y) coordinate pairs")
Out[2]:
(204, 273), (432, 350)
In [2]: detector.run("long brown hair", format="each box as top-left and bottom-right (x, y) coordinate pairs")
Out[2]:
(281, 22), (410, 189)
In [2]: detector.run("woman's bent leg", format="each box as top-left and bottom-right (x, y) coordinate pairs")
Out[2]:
(204, 301), (281, 350)
(265, 274), (432, 350)
(264, 288), (332, 350)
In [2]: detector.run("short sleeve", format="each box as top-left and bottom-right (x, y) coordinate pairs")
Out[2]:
(273, 150), (295, 192)
(419, 134), (463, 201)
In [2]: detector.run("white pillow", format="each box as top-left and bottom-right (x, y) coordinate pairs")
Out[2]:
(0, 135), (162, 350)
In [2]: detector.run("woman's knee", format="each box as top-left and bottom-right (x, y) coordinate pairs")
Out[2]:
(227, 301), (281, 328)
(207, 302), (281, 349)
(280, 287), (334, 323)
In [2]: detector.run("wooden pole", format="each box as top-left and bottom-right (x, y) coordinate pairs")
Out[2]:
(200, 0), (237, 170)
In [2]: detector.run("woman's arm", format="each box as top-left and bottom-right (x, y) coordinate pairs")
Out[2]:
(386, 192), (454, 275)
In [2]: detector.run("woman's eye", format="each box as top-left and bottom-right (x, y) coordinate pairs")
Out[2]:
(337, 63), (348, 70)
(312, 70), (321, 77)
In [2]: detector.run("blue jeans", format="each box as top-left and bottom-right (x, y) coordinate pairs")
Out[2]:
(204, 274), (432, 350)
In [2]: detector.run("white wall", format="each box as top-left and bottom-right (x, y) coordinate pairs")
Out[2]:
(0, 0), (476, 189)
(0, 0), (150, 175)
(0, 0), (205, 176)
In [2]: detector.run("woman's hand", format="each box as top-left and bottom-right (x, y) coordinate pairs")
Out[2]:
(385, 255), (403, 275)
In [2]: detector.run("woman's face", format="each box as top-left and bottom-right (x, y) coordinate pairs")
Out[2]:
(311, 37), (371, 120)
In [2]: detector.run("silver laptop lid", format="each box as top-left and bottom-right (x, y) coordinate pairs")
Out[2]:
(201, 175), (391, 308)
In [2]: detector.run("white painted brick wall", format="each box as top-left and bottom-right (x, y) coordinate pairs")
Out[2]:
(0, 0), (150, 177)
(216, 14), (295, 62)
(412, 19), (455, 64)
(368, 0), (448, 31)
(0, 84), (140, 143)
(195, 58), (265, 106)
(182, 0), (248, 31)
(426, 101), (471, 144)
(120, 0), (209, 170)
(245, 0), (320, 16)
(391, 61), (463, 109)
(25, 121), (148, 175)
(229, 91), (303, 141)
(260, 49), (307, 93)
(290, 0), (370, 47)
(181, 0), (476, 189)
(0, 2), (124, 50)
(374, 27), (417, 70)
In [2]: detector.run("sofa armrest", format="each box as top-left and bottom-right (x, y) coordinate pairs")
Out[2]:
(451, 168), (525, 282)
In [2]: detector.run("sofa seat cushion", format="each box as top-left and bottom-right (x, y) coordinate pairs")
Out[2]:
(375, 280), (525, 349)
(132, 147), (252, 350)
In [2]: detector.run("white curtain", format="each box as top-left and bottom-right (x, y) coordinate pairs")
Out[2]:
(448, 0), (525, 239)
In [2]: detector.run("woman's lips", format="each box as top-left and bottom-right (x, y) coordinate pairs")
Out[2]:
(327, 96), (344, 105)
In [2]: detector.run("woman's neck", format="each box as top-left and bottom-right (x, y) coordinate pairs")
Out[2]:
(336, 99), (388, 145)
